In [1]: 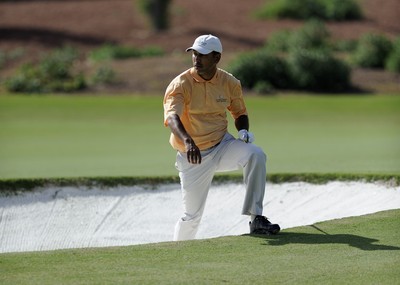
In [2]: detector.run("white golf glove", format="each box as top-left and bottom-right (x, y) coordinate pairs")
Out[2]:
(238, 129), (255, 143)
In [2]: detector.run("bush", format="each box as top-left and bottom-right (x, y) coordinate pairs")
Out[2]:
(0, 48), (25, 70)
(385, 37), (400, 73)
(265, 20), (331, 53)
(322, 0), (362, 20)
(256, 0), (325, 20)
(265, 30), (292, 52)
(89, 44), (164, 61)
(288, 49), (351, 92)
(0, 51), (5, 70)
(228, 51), (291, 90)
(288, 19), (330, 51)
(138, 46), (164, 57)
(5, 64), (42, 93)
(352, 33), (393, 68)
(253, 81), (275, 94)
(230, 20), (354, 93)
(5, 47), (86, 93)
(333, 39), (358, 52)
(91, 65), (117, 85)
(89, 44), (141, 61)
(255, 0), (362, 21)
(40, 46), (79, 80)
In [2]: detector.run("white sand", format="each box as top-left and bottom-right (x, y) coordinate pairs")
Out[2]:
(1, 181), (399, 253)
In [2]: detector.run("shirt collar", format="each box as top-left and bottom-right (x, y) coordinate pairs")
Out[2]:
(190, 67), (219, 84)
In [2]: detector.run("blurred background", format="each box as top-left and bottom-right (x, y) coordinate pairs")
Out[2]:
(0, 0), (399, 179)
(0, 0), (399, 95)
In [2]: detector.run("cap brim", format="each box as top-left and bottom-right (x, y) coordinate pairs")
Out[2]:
(185, 46), (213, 54)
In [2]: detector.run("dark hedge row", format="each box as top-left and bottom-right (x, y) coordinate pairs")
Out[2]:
(1, 173), (398, 194)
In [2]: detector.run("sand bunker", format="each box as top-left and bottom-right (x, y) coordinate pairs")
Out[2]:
(1, 181), (399, 253)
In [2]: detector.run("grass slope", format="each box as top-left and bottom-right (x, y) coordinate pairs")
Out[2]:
(0, 94), (399, 179)
(1, 209), (399, 285)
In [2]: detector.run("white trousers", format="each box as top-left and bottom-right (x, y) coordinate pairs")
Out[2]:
(173, 133), (267, 241)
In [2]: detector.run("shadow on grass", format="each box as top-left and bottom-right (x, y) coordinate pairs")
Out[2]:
(246, 225), (400, 251)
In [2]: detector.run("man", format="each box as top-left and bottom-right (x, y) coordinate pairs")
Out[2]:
(163, 34), (280, 241)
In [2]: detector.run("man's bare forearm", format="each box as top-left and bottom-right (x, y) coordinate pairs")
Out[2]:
(167, 114), (192, 144)
(167, 114), (201, 164)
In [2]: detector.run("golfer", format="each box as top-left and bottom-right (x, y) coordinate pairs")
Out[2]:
(163, 34), (280, 241)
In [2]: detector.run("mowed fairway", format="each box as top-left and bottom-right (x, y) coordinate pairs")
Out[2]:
(0, 94), (399, 179)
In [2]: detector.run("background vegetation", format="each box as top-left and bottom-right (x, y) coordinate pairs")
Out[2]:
(4, 45), (165, 93)
(138, 0), (172, 31)
(228, 20), (399, 94)
(255, 0), (363, 21)
(1, 0), (398, 95)
(4, 20), (399, 95)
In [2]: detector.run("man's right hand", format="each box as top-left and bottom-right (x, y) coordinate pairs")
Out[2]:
(167, 114), (201, 164)
(185, 138), (202, 164)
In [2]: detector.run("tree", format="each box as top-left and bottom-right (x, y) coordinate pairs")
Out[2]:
(139, 0), (172, 32)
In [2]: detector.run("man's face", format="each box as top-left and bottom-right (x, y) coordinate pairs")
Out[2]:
(191, 50), (221, 80)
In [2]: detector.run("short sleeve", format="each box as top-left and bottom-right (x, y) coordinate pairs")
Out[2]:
(163, 82), (185, 126)
(227, 81), (247, 119)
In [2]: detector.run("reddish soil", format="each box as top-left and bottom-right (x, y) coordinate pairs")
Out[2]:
(0, 0), (399, 94)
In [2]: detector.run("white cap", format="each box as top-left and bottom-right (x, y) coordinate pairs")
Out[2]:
(186, 34), (223, 54)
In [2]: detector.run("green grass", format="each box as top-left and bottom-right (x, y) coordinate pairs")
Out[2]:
(0, 95), (174, 178)
(0, 94), (399, 284)
(246, 95), (400, 174)
(0, 94), (399, 179)
(1, 209), (399, 285)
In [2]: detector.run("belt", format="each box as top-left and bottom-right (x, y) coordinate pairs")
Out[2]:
(202, 142), (220, 151)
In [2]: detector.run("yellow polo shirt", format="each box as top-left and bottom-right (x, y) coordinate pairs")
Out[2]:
(163, 67), (247, 152)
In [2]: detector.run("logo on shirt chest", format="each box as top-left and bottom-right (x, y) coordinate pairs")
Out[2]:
(216, 94), (228, 103)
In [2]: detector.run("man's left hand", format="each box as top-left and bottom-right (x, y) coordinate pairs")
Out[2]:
(238, 129), (255, 143)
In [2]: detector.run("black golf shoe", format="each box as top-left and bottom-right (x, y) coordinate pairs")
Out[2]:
(249, 215), (280, 235)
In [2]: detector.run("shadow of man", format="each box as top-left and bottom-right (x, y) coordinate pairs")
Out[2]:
(247, 225), (400, 251)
